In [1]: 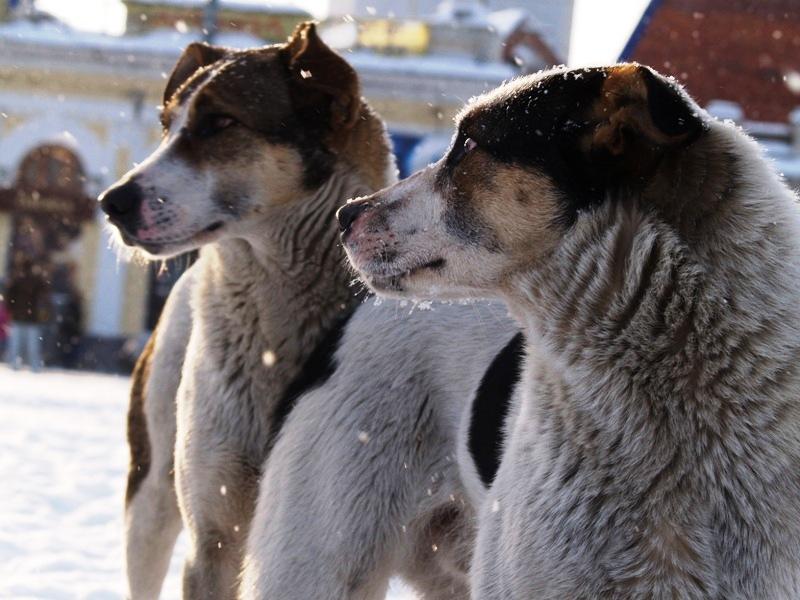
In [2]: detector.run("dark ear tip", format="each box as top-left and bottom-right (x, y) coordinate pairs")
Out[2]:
(162, 41), (226, 104)
(184, 42), (228, 69)
(187, 40), (224, 55)
(285, 20), (324, 62)
(639, 65), (703, 138)
(290, 20), (318, 41)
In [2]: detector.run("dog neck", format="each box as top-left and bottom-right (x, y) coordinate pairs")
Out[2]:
(507, 119), (800, 443)
(496, 120), (800, 592)
(189, 166), (374, 443)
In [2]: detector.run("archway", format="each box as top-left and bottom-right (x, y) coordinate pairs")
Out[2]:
(0, 144), (95, 266)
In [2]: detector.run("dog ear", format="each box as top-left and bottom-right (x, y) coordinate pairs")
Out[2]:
(163, 42), (227, 105)
(282, 21), (361, 132)
(588, 64), (705, 174)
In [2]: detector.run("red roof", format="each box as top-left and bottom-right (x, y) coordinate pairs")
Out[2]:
(622, 0), (800, 122)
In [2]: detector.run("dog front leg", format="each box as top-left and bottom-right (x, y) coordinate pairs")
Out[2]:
(126, 464), (183, 600)
(174, 428), (259, 600)
(181, 522), (250, 600)
(125, 273), (193, 600)
(238, 383), (441, 600)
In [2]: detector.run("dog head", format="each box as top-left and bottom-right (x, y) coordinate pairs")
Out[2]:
(339, 64), (706, 299)
(99, 22), (368, 258)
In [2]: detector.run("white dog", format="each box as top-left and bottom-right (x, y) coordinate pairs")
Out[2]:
(342, 64), (800, 599)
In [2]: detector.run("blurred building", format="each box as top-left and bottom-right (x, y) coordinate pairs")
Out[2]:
(330, 0), (562, 176)
(0, 0), (566, 370)
(123, 0), (305, 38)
(328, 0), (574, 61)
(622, 0), (800, 188)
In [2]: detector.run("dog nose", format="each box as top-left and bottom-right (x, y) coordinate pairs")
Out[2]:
(99, 181), (142, 228)
(337, 201), (371, 233)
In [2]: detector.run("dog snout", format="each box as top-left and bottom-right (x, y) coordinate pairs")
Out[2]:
(337, 200), (372, 234)
(99, 180), (143, 229)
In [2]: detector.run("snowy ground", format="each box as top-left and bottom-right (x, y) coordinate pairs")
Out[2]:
(0, 366), (415, 599)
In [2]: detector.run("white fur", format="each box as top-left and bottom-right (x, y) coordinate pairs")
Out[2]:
(473, 121), (800, 599)
(344, 81), (800, 598)
(240, 300), (516, 599)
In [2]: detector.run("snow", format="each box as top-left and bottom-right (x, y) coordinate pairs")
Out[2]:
(429, 0), (490, 26)
(345, 48), (516, 81)
(486, 9), (529, 37)
(129, 0), (308, 15)
(0, 366), (416, 599)
(0, 11), (520, 82)
(0, 19), (516, 82)
(0, 367), (145, 598)
(0, 19), (266, 54)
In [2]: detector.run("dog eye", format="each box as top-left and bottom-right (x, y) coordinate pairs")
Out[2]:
(196, 114), (236, 138)
(450, 136), (478, 165)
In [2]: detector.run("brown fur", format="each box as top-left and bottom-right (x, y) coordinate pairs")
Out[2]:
(588, 64), (704, 178)
(339, 102), (394, 192)
(101, 20), (402, 599)
(126, 328), (156, 506)
(157, 23), (386, 194)
(162, 43), (226, 106)
(284, 21), (361, 133)
(449, 163), (562, 284)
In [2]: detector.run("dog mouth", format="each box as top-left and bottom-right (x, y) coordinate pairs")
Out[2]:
(203, 221), (224, 233)
(365, 257), (445, 291)
(117, 220), (226, 254)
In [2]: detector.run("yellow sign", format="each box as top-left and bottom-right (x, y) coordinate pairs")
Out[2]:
(359, 20), (430, 54)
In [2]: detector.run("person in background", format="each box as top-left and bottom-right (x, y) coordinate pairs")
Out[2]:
(0, 282), (9, 358)
(4, 254), (51, 371)
(54, 264), (83, 369)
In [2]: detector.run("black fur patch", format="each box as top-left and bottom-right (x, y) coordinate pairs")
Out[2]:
(458, 69), (609, 226)
(640, 67), (699, 138)
(269, 306), (358, 439)
(469, 332), (525, 486)
(456, 67), (704, 226)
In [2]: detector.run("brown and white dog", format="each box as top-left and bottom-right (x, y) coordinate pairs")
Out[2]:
(101, 22), (520, 600)
(100, 22), (388, 598)
(341, 65), (800, 599)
